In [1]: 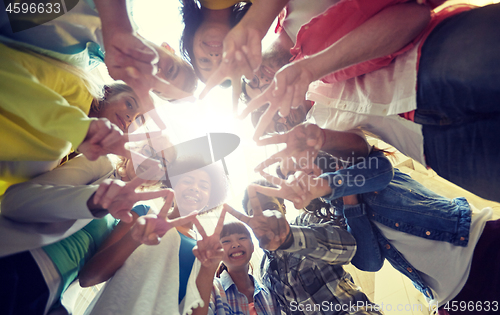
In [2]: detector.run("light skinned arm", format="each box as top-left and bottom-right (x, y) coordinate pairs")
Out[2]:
(200, 0), (290, 107)
(245, 2), (432, 140)
(301, 2), (431, 83)
(191, 212), (226, 315)
(256, 150), (394, 208)
(255, 124), (371, 182)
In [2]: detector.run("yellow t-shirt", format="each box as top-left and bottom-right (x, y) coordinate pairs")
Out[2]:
(0, 43), (93, 161)
(199, 0), (251, 10)
(0, 43), (94, 194)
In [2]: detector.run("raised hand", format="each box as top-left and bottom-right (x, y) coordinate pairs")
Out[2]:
(78, 120), (167, 162)
(254, 123), (324, 173)
(240, 59), (316, 141)
(257, 169), (331, 209)
(130, 191), (198, 245)
(199, 26), (263, 112)
(225, 189), (290, 251)
(192, 209), (227, 268)
(104, 32), (191, 129)
(89, 165), (170, 223)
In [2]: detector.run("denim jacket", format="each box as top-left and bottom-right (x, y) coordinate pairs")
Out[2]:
(319, 150), (472, 299)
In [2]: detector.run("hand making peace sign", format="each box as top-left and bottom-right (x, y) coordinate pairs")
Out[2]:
(90, 164), (170, 223)
(192, 208), (227, 268)
(130, 190), (198, 245)
(225, 188), (290, 251)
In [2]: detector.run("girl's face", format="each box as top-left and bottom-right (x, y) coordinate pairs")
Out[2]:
(98, 93), (143, 132)
(153, 44), (195, 99)
(174, 169), (211, 216)
(192, 21), (231, 82)
(220, 233), (254, 270)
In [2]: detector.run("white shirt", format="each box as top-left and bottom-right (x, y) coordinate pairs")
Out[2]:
(374, 206), (492, 307)
(282, 0), (340, 43)
(306, 38), (426, 165)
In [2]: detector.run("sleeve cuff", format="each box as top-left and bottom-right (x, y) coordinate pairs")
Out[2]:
(318, 173), (337, 201)
(281, 226), (318, 253)
(343, 203), (366, 219)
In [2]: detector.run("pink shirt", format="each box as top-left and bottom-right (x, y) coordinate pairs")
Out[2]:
(290, 1), (473, 165)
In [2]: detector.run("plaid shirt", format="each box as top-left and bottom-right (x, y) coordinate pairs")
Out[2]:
(208, 270), (280, 315)
(260, 213), (382, 315)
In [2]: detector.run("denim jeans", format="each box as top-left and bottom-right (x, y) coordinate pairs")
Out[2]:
(415, 4), (500, 202)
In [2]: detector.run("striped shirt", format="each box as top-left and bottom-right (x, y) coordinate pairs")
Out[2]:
(208, 270), (280, 315)
(260, 213), (381, 315)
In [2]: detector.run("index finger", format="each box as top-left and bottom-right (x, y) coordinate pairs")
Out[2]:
(252, 182), (287, 201)
(148, 75), (193, 100)
(199, 66), (229, 99)
(127, 163), (162, 190)
(193, 217), (208, 239)
(125, 130), (163, 142)
(254, 149), (290, 173)
(158, 189), (175, 219)
(253, 102), (280, 143)
(247, 185), (263, 216)
(213, 208), (227, 237)
(238, 87), (272, 119)
(223, 204), (250, 224)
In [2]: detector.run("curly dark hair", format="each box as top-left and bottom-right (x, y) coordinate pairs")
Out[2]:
(179, 0), (252, 82)
(166, 156), (229, 211)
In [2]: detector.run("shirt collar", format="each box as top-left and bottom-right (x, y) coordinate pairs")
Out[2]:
(219, 270), (269, 296)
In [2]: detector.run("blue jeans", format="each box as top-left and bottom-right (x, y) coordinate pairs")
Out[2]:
(415, 4), (500, 202)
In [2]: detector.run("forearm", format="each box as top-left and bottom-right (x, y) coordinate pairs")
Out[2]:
(321, 129), (370, 161)
(1, 155), (113, 222)
(306, 2), (431, 81)
(319, 151), (394, 200)
(238, 0), (290, 39)
(2, 184), (101, 222)
(343, 203), (384, 271)
(94, 0), (134, 35)
(79, 231), (141, 287)
(192, 265), (218, 315)
(279, 222), (356, 265)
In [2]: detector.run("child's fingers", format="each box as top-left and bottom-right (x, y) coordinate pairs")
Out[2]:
(247, 185), (263, 217)
(93, 179), (112, 205)
(158, 190), (175, 219)
(100, 126), (124, 149)
(168, 211), (198, 227)
(135, 189), (172, 203)
(238, 85), (272, 119)
(199, 68), (228, 99)
(254, 151), (287, 173)
(253, 103), (279, 143)
(193, 217), (208, 239)
(88, 119), (113, 145)
(127, 164), (161, 189)
(223, 204), (251, 225)
(99, 180), (126, 209)
(276, 86), (293, 118)
(213, 209), (227, 237)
